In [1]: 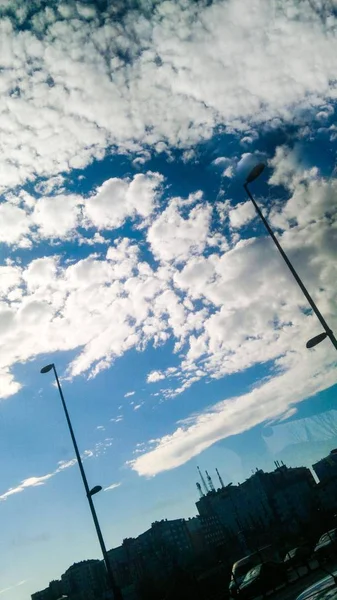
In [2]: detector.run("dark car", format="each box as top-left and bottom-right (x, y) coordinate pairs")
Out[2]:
(296, 574), (337, 600)
(229, 555), (261, 598)
(314, 529), (337, 562)
(229, 547), (281, 597)
(284, 546), (312, 569)
(238, 561), (286, 599)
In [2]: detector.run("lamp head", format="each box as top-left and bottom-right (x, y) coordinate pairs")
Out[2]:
(40, 364), (54, 374)
(89, 485), (102, 497)
(306, 332), (328, 349)
(246, 162), (265, 184)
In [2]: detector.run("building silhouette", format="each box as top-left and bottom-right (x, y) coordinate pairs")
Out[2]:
(313, 448), (337, 482)
(31, 580), (62, 600)
(196, 463), (317, 546)
(61, 559), (105, 600)
(31, 450), (337, 600)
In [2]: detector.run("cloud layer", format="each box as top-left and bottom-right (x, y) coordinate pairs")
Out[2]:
(131, 146), (337, 475)
(0, 0), (335, 188)
(0, 0), (336, 480)
(0, 439), (114, 501)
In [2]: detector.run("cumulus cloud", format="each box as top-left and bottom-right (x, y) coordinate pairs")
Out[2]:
(0, 172), (163, 249)
(147, 371), (166, 383)
(147, 198), (212, 262)
(129, 147), (337, 474)
(0, 2), (335, 476)
(0, 202), (31, 245)
(0, 1), (333, 189)
(228, 201), (256, 229)
(32, 194), (83, 239)
(131, 344), (337, 476)
(124, 391), (135, 397)
(85, 173), (163, 230)
(0, 143), (334, 412)
(35, 175), (65, 195)
(223, 165), (235, 178)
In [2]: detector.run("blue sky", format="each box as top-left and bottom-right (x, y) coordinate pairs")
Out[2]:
(0, 0), (337, 597)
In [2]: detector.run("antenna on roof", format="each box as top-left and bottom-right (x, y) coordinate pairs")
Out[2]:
(197, 466), (209, 494)
(206, 470), (215, 492)
(196, 482), (204, 498)
(216, 467), (225, 488)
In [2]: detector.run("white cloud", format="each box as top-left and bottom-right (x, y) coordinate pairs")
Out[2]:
(32, 194), (82, 239)
(0, 202), (30, 245)
(56, 458), (77, 471)
(128, 149), (337, 474)
(223, 165), (234, 178)
(0, 1), (334, 491)
(212, 156), (231, 168)
(124, 391), (135, 397)
(22, 256), (58, 291)
(0, 439), (115, 501)
(35, 175), (65, 195)
(0, 145), (334, 410)
(131, 345), (337, 476)
(228, 201), (256, 229)
(84, 172), (163, 230)
(0, 139), (334, 491)
(147, 371), (166, 383)
(0, 580), (27, 596)
(0, 0), (333, 189)
(104, 482), (121, 492)
(0, 474), (54, 501)
(147, 198), (212, 262)
(0, 170), (163, 249)
(110, 416), (123, 423)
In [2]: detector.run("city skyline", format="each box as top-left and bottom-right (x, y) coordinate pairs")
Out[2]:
(0, 1), (336, 598)
(31, 445), (337, 599)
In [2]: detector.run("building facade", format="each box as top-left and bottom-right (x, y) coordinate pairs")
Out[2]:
(31, 580), (63, 600)
(61, 559), (105, 600)
(196, 463), (317, 545)
(313, 449), (337, 483)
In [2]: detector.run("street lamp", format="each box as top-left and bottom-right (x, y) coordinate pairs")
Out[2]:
(40, 363), (122, 600)
(243, 163), (337, 352)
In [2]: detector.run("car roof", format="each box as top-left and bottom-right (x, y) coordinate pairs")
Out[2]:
(321, 529), (337, 537)
(233, 546), (274, 568)
(233, 556), (256, 568)
(233, 552), (263, 568)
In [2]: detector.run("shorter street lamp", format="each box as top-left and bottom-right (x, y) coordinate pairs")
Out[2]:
(40, 363), (122, 600)
(243, 163), (337, 353)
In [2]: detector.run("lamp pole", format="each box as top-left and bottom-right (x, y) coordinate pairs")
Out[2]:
(40, 363), (123, 600)
(243, 163), (337, 352)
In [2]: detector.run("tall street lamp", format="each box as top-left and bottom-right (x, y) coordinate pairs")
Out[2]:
(40, 363), (123, 600)
(243, 163), (337, 352)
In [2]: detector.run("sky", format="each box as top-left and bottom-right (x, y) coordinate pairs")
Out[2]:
(0, 0), (337, 597)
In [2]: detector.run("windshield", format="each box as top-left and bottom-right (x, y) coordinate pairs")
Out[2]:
(243, 565), (262, 584)
(233, 559), (259, 579)
(319, 531), (336, 544)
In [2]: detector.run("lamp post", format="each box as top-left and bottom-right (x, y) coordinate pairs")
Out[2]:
(40, 363), (123, 600)
(243, 163), (337, 352)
